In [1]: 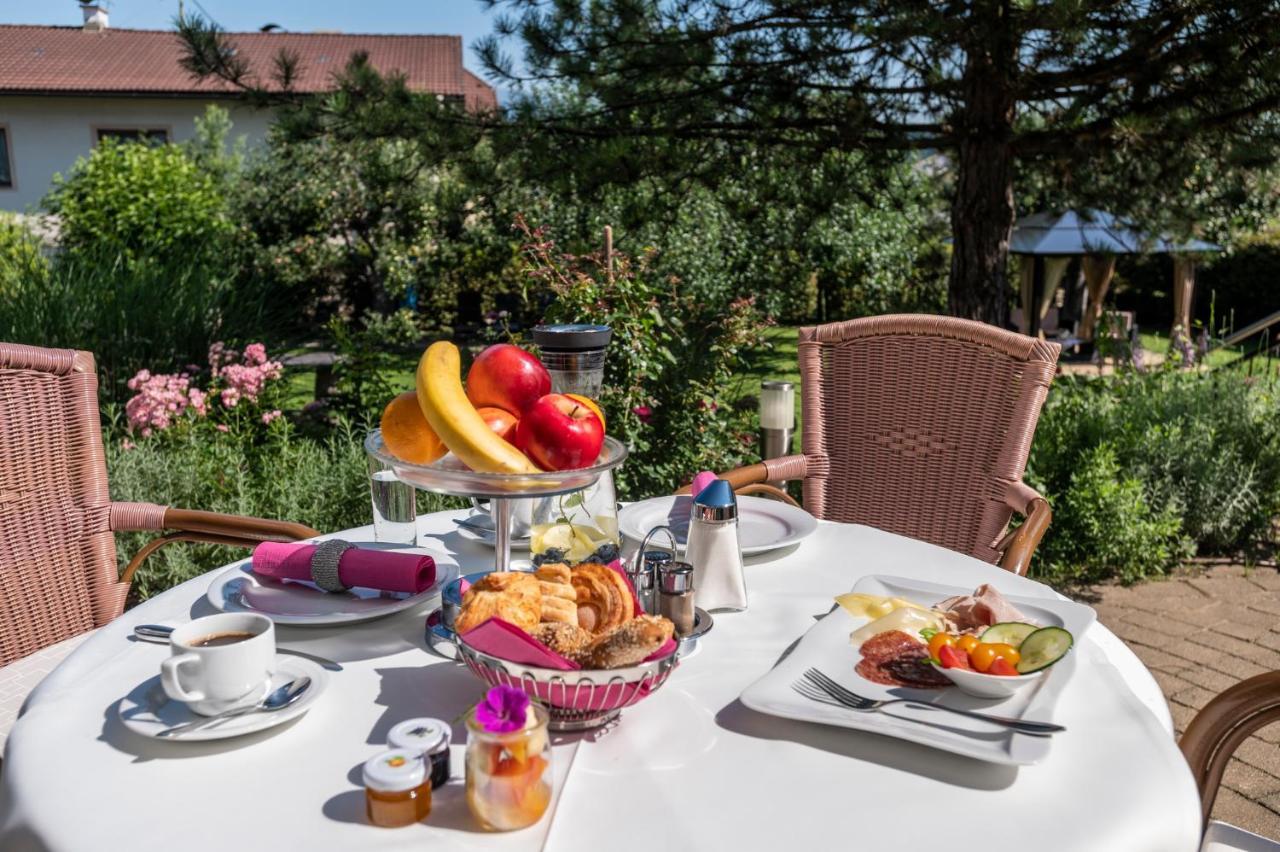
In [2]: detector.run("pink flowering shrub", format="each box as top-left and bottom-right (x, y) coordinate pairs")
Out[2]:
(123, 342), (285, 438)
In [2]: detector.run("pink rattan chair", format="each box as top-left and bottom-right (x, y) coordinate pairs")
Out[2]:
(683, 315), (1061, 575)
(0, 343), (318, 744)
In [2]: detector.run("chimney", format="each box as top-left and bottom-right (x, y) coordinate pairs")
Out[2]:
(82, 4), (108, 31)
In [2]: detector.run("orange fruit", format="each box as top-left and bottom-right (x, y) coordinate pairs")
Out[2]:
(564, 394), (606, 433)
(380, 391), (446, 464)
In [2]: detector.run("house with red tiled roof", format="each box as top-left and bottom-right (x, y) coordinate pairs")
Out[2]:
(0, 5), (497, 211)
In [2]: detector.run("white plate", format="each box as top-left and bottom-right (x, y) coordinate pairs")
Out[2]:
(118, 656), (328, 742)
(618, 495), (818, 555)
(206, 542), (458, 626)
(740, 574), (1097, 765)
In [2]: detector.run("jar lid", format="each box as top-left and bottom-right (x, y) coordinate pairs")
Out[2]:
(531, 324), (612, 352)
(363, 749), (426, 792)
(691, 479), (737, 523)
(388, 718), (451, 756)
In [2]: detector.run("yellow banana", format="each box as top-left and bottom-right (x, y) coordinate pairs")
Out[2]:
(415, 341), (541, 474)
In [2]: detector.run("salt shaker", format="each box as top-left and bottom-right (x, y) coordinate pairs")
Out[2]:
(629, 526), (677, 614)
(657, 560), (696, 635)
(685, 479), (747, 612)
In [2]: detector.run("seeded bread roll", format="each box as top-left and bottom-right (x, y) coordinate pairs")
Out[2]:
(577, 615), (674, 669)
(531, 622), (594, 658)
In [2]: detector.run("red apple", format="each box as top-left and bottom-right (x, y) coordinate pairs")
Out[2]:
(475, 405), (519, 446)
(515, 393), (605, 471)
(466, 344), (551, 416)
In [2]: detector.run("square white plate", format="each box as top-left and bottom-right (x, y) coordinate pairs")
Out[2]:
(739, 574), (1097, 765)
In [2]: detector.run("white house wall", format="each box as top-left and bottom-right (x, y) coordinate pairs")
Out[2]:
(0, 95), (275, 212)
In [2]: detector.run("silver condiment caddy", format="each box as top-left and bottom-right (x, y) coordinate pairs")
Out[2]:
(629, 525), (714, 658)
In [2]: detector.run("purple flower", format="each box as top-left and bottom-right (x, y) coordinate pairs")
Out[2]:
(475, 685), (531, 734)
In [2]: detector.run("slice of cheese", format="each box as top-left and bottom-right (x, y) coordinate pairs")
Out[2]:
(834, 593), (917, 620)
(849, 606), (948, 649)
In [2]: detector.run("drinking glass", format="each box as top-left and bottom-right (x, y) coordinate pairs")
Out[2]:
(465, 704), (552, 831)
(529, 474), (620, 568)
(368, 455), (418, 545)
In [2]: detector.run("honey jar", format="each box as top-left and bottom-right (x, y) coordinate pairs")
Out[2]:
(363, 748), (431, 827)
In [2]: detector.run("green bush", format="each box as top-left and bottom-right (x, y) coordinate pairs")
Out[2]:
(516, 217), (767, 500)
(0, 213), (47, 298)
(1026, 369), (1280, 584)
(46, 137), (232, 264)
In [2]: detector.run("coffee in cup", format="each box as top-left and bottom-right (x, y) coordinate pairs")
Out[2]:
(160, 613), (276, 716)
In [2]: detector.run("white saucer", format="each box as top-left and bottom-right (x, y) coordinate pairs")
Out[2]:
(205, 542), (457, 626)
(118, 656), (328, 742)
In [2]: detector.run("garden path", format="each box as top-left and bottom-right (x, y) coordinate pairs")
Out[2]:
(1088, 562), (1280, 839)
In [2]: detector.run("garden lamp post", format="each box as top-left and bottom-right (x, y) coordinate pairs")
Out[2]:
(759, 380), (795, 487)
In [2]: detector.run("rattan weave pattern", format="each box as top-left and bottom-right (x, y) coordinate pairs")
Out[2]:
(797, 315), (1060, 564)
(0, 345), (125, 666)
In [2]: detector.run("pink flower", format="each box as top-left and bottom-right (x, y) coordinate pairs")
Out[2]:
(261, 409), (282, 425)
(121, 439), (136, 451)
(243, 343), (268, 365)
(632, 405), (653, 424)
(220, 387), (241, 408)
(216, 423), (230, 433)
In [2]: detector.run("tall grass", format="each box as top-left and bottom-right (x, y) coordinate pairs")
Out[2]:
(0, 247), (285, 402)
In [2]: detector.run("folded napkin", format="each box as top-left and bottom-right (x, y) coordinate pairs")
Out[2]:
(251, 541), (436, 594)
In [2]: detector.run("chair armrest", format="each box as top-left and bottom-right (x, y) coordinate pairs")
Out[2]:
(112, 504), (320, 586)
(674, 455), (807, 508)
(1181, 672), (1280, 829)
(994, 482), (1052, 576)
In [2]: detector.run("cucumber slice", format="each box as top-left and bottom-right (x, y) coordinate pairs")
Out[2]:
(1016, 626), (1074, 673)
(980, 622), (1038, 647)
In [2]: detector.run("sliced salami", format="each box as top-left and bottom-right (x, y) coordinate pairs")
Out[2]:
(855, 629), (949, 689)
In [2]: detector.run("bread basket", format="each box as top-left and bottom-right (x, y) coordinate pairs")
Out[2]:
(456, 637), (679, 731)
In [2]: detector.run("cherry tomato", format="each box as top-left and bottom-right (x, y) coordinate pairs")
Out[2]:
(937, 645), (972, 670)
(969, 643), (998, 672)
(986, 643), (1022, 667)
(955, 634), (980, 655)
(927, 632), (955, 660)
(988, 658), (1019, 677)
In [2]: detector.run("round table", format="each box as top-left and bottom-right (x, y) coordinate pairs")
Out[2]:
(0, 511), (1203, 852)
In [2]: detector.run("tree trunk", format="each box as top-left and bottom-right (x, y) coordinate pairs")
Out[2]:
(948, 8), (1017, 328)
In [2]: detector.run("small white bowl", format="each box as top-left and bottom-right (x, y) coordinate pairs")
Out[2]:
(937, 665), (1045, 699)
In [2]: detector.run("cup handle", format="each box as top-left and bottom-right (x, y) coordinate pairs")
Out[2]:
(470, 497), (488, 514)
(160, 653), (206, 703)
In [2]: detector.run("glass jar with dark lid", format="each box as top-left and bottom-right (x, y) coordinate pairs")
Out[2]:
(531, 324), (612, 398)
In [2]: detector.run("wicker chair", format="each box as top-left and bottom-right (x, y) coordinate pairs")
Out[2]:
(0, 343), (318, 745)
(687, 315), (1061, 574)
(1182, 673), (1280, 851)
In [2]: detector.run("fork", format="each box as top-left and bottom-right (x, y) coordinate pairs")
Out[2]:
(795, 668), (1066, 736)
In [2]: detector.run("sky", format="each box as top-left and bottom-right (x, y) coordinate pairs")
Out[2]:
(4, 1), (509, 76)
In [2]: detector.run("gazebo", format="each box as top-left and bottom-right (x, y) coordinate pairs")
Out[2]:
(1010, 209), (1221, 341)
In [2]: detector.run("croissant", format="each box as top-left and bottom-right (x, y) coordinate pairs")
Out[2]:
(577, 615), (675, 669)
(570, 563), (633, 635)
(540, 595), (579, 625)
(455, 571), (541, 634)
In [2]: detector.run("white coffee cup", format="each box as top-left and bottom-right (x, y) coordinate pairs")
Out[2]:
(160, 613), (276, 716)
(469, 497), (534, 536)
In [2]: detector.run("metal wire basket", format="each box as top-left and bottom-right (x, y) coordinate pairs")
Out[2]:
(457, 639), (680, 731)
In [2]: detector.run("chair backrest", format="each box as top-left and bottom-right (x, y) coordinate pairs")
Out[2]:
(798, 315), (1060, 563)
(0, 343), (126, 667)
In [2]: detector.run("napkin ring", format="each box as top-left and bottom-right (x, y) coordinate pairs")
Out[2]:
(311, 539), (354, 593)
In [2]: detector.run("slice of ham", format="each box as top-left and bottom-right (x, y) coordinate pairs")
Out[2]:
(935, 584), (1031, 633)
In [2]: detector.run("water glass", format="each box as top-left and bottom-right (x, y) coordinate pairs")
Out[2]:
(368, 456), (417, 545)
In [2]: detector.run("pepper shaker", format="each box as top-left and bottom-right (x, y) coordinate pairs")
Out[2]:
(657, 560), (696, 635)
(628, 526), (677, 614)
(685, 479), (747, 612)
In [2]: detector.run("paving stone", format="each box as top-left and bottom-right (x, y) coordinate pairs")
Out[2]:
(1118, 607), (1205, 639)
(1242, 568), (1280, 592)
(1232, 737), (1280, 779)
(1223, 757), (1280, 799)
(1186, 631), (1280, 670)
(1216, 786), (1280, 838)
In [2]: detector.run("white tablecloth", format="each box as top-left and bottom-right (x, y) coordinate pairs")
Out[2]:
(0, 512), (1202, 851)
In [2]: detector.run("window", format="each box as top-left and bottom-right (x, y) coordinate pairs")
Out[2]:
(95, 128), (169, 146)
(0, 128), (11, 189)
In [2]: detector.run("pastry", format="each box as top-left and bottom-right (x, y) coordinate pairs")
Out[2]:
(570, 562), (633, 635)
(455, 571), (541, 634)
(577, 615), (675, 669)
(531, 622), (594, 658)
(535, 563), (578, 625)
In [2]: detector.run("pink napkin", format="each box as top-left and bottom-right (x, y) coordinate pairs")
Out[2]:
(690, 470), (717, 498)
(462, 618), (581, 670)
(251, 541), (435, 594)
